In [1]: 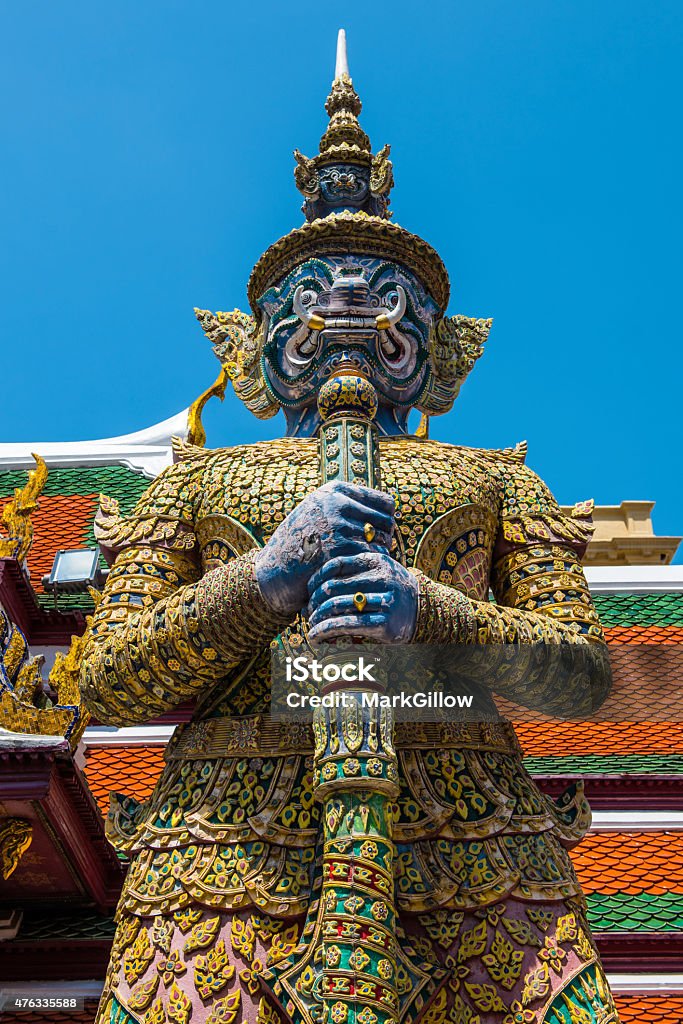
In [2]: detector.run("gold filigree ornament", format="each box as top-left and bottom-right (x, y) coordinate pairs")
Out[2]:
(256, 996), (281, 1024)
(0, 592), (96, 745)
(193, 940), (235, 999)
(144, 997), (166, 1024)
(45, 599), (100, 746)
(123, 928), (154, 985)
(0, 453), (48, 562)
(128, 976), (160, 1013)
(0, 817), (32, 879)
(230, 916), (256, 961)
(167, 980), (192, 1024)
(194, 307), (279, 420)
(248, 212), (450, 319)
(419, 316), (493, 416)
(206, 990), (241, 1024)
(183, 914), (221, 954)
(94, 491), (196, 559)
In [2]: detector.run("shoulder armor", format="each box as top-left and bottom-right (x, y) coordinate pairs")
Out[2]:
(171, 435), (210, 463)
(94, 459), (202, 563)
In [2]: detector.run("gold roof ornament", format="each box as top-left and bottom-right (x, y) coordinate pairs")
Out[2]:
(0, 602), (95, 749)
(0, 817), (33, 880)
(0, 454), (48, 564)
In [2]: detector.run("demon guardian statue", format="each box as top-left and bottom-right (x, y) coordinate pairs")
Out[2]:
(81, 30), (620, 1024)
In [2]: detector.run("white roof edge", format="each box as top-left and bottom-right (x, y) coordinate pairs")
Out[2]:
(591, 811), (683, 830)
(585, 565), (683, 592)
(0, 981), (104, 998)
(608, 972), (683, 992)
(84, 725), (176, 745)
(0, 409), (189, 479)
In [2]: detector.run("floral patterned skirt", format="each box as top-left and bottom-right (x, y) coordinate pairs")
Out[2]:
(98, 897), (619, 1024)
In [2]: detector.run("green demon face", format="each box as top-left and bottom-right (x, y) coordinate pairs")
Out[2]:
(257, 256), (441, 415)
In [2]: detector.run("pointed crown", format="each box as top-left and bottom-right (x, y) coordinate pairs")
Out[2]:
(195, 31), (492, 423)
(294, 30), (394, 219)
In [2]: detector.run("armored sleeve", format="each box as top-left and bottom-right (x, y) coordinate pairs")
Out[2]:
(411, 459), (612, 716)
(79, 460), (290, 727)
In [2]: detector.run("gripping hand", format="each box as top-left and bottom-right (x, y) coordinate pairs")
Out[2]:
(254, 482), (395, 617)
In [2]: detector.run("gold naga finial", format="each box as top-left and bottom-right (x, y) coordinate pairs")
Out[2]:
(415, 413), (430, 439)
(0, 595), (96, 748)
(0, 454), (48, 564)
(186, 367), (229, 448)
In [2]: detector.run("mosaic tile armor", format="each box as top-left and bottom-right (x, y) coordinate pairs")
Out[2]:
(80, 31), (619, 1024)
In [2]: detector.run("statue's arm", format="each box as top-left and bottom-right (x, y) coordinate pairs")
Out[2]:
(79, 464), (290, 727)
(411, 462), (612, 717)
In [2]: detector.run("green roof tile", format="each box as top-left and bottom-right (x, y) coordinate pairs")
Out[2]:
(525, 754), (683, 774)
(35, 591), (97, 613)
(593, 592), (683, 626)
(0, 465), (150, 507)
(587, 892), (683, 932)
(17, 909), (116, 942)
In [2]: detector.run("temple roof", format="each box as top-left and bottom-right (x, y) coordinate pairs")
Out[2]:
(0, 465), (149, 611)
(0, 409), (188, 478)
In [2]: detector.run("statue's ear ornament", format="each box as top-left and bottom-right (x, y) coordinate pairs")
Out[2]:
(369, 144), (394, 201)
(418, 315), (493, 415)
(293, 149), (320, 199)
(194, 307), (280, 420)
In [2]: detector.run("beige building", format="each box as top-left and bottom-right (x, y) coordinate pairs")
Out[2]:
(564, 500), (681, 565)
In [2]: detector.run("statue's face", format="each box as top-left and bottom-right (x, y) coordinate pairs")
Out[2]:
(258, 255), (440, 413)
(315, 165), (371, 215)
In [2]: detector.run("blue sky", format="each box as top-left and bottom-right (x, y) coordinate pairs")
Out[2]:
(1, 1), (681, 553)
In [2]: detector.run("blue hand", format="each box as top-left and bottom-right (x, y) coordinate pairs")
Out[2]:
(306, 551), (418, 644)
(254, 482), (395, 616)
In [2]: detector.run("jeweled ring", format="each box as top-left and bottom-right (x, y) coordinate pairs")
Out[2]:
(363, 522), (376, 543)
(353, 592), (368, 612)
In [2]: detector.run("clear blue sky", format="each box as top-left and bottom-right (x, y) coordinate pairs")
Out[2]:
(1, 2), (681, 553)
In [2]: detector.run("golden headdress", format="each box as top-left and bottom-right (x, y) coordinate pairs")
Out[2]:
(196, 30), (490, 421)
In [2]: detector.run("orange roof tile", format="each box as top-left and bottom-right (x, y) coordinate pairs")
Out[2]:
(0, 493), (97, 583)
(615, 995), (683, 1022)
(83, 745), (165, 815)
(516, 721), (683, 756)
(499, 644), (683, 737)
(605, 625), (683, 643)
(571, 832), (683, 895)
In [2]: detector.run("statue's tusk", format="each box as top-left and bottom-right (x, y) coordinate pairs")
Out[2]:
(298, 332), (320, 357)
(376, 286), (406, 331)
(293, 286), (325, 331)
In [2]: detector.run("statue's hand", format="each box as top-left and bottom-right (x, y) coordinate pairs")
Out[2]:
(306, 551), (418, 644)
(253, 482), (395, 617)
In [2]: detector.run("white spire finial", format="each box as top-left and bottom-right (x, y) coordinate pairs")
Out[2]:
(335, 28), (349, 80)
